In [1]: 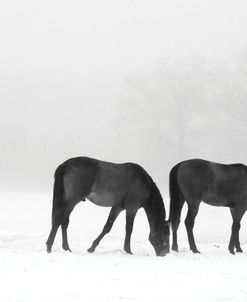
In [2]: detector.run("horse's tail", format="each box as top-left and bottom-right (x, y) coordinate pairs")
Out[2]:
(168, 163), (183, 225)
(51, 164), (65, 223)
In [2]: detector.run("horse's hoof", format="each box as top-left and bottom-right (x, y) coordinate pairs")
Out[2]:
(192, 249), (200, 254)
(87, 247), (95, 253)
(125, 250), (133, 255)
(46, 245), (52, 253)
(63, 245), (72, 252)
(236, 248), (243, 253)
(172, 246), (179, 252)
(228, 244), (235, 254)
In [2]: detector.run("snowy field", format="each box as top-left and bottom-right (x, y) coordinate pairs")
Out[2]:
(1, 192), (247, 302)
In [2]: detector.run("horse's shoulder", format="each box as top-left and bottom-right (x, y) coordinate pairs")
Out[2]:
(228, 163), (247, 177)
(122, 162), (152, 181)
(231, 163), (246, 169)
(123, 162), (145, 174)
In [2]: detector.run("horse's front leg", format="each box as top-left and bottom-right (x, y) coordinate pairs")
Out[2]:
(229, 207), (246, 254)
(124, 209), (138, 254)
(185, 201), (200, 253)
(228, 220), (241, 254)
(87, 206), (122, 253)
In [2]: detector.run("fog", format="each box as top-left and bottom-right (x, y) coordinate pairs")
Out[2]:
(1, 0), (247, 192)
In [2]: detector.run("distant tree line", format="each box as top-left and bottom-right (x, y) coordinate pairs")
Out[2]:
(113, 52), (247, 192)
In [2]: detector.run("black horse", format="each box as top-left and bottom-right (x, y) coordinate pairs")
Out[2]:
(169, 158), (247, 254)
(46, 157), (169, 256)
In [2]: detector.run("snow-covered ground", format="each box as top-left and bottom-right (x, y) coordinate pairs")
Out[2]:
(1, 192), (247, 302)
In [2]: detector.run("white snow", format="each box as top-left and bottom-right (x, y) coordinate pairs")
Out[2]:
(1, 192), (247, 302)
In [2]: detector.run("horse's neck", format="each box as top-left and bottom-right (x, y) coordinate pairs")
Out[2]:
(144, 188), (165, 233)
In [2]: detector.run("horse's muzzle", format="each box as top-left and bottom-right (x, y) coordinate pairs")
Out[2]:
(154, 244), (169, 257)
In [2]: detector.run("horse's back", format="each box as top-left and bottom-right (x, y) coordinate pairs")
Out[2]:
(90, 161), (151, 207)
(57, 157), (151, 207)
(177, 159), (213, 192)
(177, 159), (247, 206)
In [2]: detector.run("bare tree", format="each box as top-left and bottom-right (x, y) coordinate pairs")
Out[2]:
(116, 56), (229, 160)
(112, 53), (247, 194)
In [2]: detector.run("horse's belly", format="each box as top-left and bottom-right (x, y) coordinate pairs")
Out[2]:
(86, 192), (118, 207)
(202, 195), (233, 207)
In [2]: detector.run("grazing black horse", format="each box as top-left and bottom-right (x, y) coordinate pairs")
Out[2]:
(169, 158), (247, 254)
(46, 157), (169, 256)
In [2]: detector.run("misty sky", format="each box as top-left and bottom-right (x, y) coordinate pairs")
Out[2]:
(1, 0), (247, 191)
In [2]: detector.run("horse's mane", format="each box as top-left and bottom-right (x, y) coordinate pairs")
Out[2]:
(150, 179), (166, 221)
(139, 166), (166, 222)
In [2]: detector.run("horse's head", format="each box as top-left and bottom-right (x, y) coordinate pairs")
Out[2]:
(149, 220), (170, 256)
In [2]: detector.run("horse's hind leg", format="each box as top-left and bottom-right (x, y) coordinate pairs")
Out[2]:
(124, 208), (138, 255)
(87, 206), (123, 253)
(185, 201), (200, 253)
(46, 225), (60, 253)
(171, 194), (185, 252)
(229, 207), (246, 254)
(46, 208), (65, 253)
(61, 216), (72, 252)
(47, 202), (75, 253)
(61, 202), (80, 252)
